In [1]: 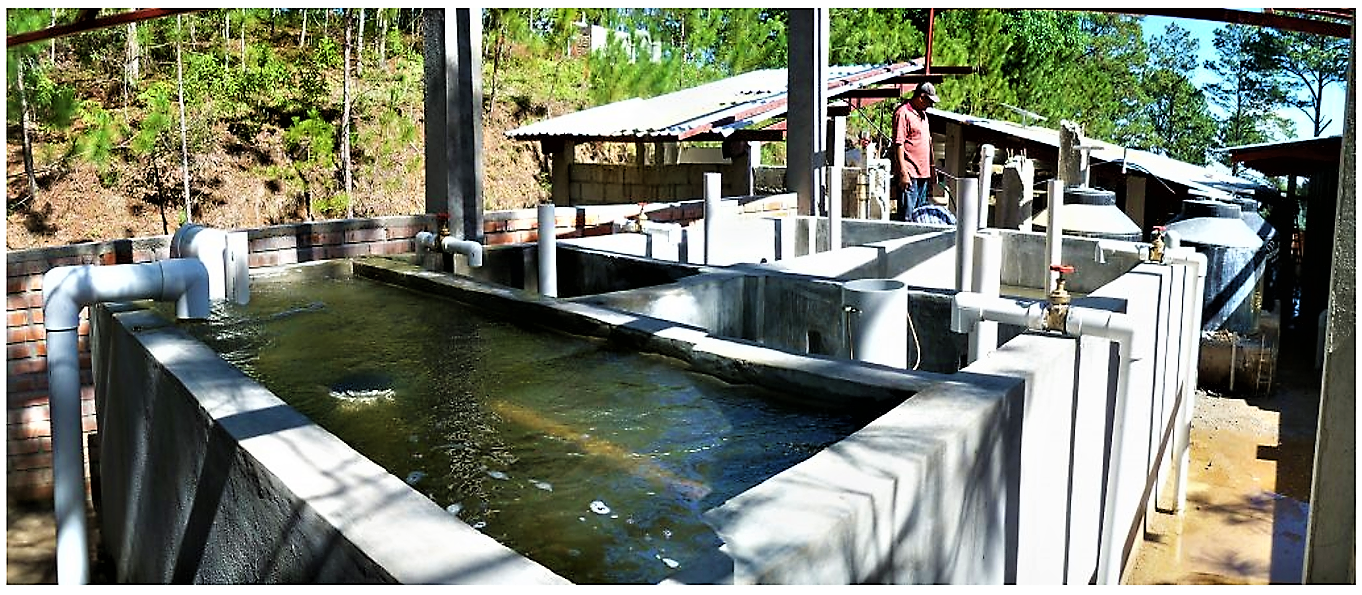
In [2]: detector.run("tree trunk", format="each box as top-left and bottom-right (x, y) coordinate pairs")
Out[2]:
(49, 8), (57, 63)
(379, 9), (388, 69)
(124, 20), (140, 104)
(342, 9), (355, 218)
(300, 8), (308, 47)
(356, 9), (366, 77)
(17, 59), (39, 202)
(177, 15), (192, 223)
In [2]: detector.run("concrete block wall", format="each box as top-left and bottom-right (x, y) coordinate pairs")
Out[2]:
(568, 162), (747, 205)
(7, 195), (797, 502)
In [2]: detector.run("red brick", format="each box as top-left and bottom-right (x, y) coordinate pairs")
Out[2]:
(11, 451), (52, 471)
(7, 402), (49, 427)
(7, 342), (45, 359)
(7, 292), (42, 310)
(6, 375), (45, 395)
(8, 357), (46, 376)
(7, 438), (42, 455)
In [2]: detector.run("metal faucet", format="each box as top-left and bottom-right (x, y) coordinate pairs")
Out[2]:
(1045, 264), (1074, 332)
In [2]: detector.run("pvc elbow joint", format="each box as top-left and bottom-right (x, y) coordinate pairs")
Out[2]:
(43, 260), (211, 331)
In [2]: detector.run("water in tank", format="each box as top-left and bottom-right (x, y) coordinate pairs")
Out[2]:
(1166, 199), (1266, 333)
(1034, 186), (1142, 241)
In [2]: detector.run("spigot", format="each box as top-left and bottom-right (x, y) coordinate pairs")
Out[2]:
(436, 212), (451, 238)
(1149, 226), (1167, 263)
(1045, 264), (1074, 332)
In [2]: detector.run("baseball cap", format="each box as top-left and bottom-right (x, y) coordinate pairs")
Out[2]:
(915, 82), (940, 103)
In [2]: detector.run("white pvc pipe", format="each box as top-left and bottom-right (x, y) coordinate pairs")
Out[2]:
(977, 144), (996, 227)
(537, 203), (557, 297)
(415, 230), (483, 268)
(967, 231), (1002, 363)
(829, 115), (845, 251)
(704, 173), (722, 264)
(955, 178), (980, 292)
(43, 259), (211, 585)
(843, 278), (908, 368)
(170, 224), (250, 304)
(1045, 179), (1065, 295)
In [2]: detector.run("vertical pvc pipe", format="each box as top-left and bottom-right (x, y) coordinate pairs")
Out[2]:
(955, 178), (979, 292)
(843, 279), (908, 368)
(977, 144), (996, 227)
(829, 115), (845, 251)
(47, 328), (87, 585)
(1045, 179), (1065, 295)
(538, 203), (557, 297)
(704, 172), (722, 265)
(968, 231), (1002, 363)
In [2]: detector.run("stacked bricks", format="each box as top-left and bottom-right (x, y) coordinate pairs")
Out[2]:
(5, 199), (796, 502)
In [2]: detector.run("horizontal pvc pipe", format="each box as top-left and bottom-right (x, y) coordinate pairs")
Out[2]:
(415, 231), (483, 268)
(538, 203), (558, 298)
(43, 259), (211, 585)
(950, 291), (1046, 334)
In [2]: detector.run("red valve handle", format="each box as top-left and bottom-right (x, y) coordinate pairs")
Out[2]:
(1153, 225), (1166, 231)
(1050, 264), (1075, 274)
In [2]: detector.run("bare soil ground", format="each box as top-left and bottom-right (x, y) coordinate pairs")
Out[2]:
(1126, 320), (1321, 585)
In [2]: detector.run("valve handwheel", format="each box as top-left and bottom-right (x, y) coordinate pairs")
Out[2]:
(1050, 264), (1075, 274)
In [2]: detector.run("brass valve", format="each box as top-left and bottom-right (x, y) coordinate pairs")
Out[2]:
(436, 212), (451, 238)
(1045, 264), (1074, 332)
(1149, 225), (1167, 263)
(637, 202), (649, 223)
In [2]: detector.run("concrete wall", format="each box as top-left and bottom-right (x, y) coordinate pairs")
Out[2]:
(568, 162), (746, 205)
(90, 304), (567, 584)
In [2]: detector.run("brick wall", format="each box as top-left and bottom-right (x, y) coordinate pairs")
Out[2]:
(568, 163), (750, 205)
(5, 198), (793, 502)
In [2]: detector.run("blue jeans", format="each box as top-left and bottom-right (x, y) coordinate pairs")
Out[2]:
(895, 178), (930, 221)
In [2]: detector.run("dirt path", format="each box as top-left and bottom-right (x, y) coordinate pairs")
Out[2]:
(1125, 334), (1320, 585)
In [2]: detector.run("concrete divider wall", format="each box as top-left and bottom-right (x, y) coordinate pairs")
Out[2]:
(91, 303), (568, 584)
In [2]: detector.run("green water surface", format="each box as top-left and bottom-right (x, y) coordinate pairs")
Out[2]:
(170, 270), (884, 584)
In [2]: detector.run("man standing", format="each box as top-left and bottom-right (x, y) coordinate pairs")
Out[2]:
(891, 82), (939, 221)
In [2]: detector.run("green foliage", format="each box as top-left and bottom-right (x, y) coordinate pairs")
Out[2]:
(1258, 25), (1350, 136)
(1205, 24), (1291, 169)
(285, 109), (336, 163)
(1140, 23), (1218, 164)
(74, 100), (127, 167)
(314, 192), (351, 218)
(830, 9), (922, 65)
(130, 83), (175, 156)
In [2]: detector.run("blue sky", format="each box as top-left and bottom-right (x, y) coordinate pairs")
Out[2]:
(1140, 13), (1348, 139)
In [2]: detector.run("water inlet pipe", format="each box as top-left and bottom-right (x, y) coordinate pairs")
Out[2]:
(537, 203), (557, 297)
(843, 279), (909, 368)
(703, 173), (721, 264)
(977, 144), (996, 227)
(415, 230), (483, 268)
(955, 178), (980, 292)
(966, 230), (1002, 363)
(1044, 179), (1065, 295)
(169, 223), (250, 305)
(43, 259), (212, 585)
(950, 291), (1146, 585)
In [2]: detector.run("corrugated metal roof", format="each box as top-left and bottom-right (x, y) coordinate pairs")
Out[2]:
(506, 61), (924, 142)
(930, 109), (1273, 200)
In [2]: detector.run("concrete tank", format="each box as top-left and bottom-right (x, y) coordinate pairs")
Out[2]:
(1167, 200), (1266, 333)
(1034, 186), (1142, 241)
